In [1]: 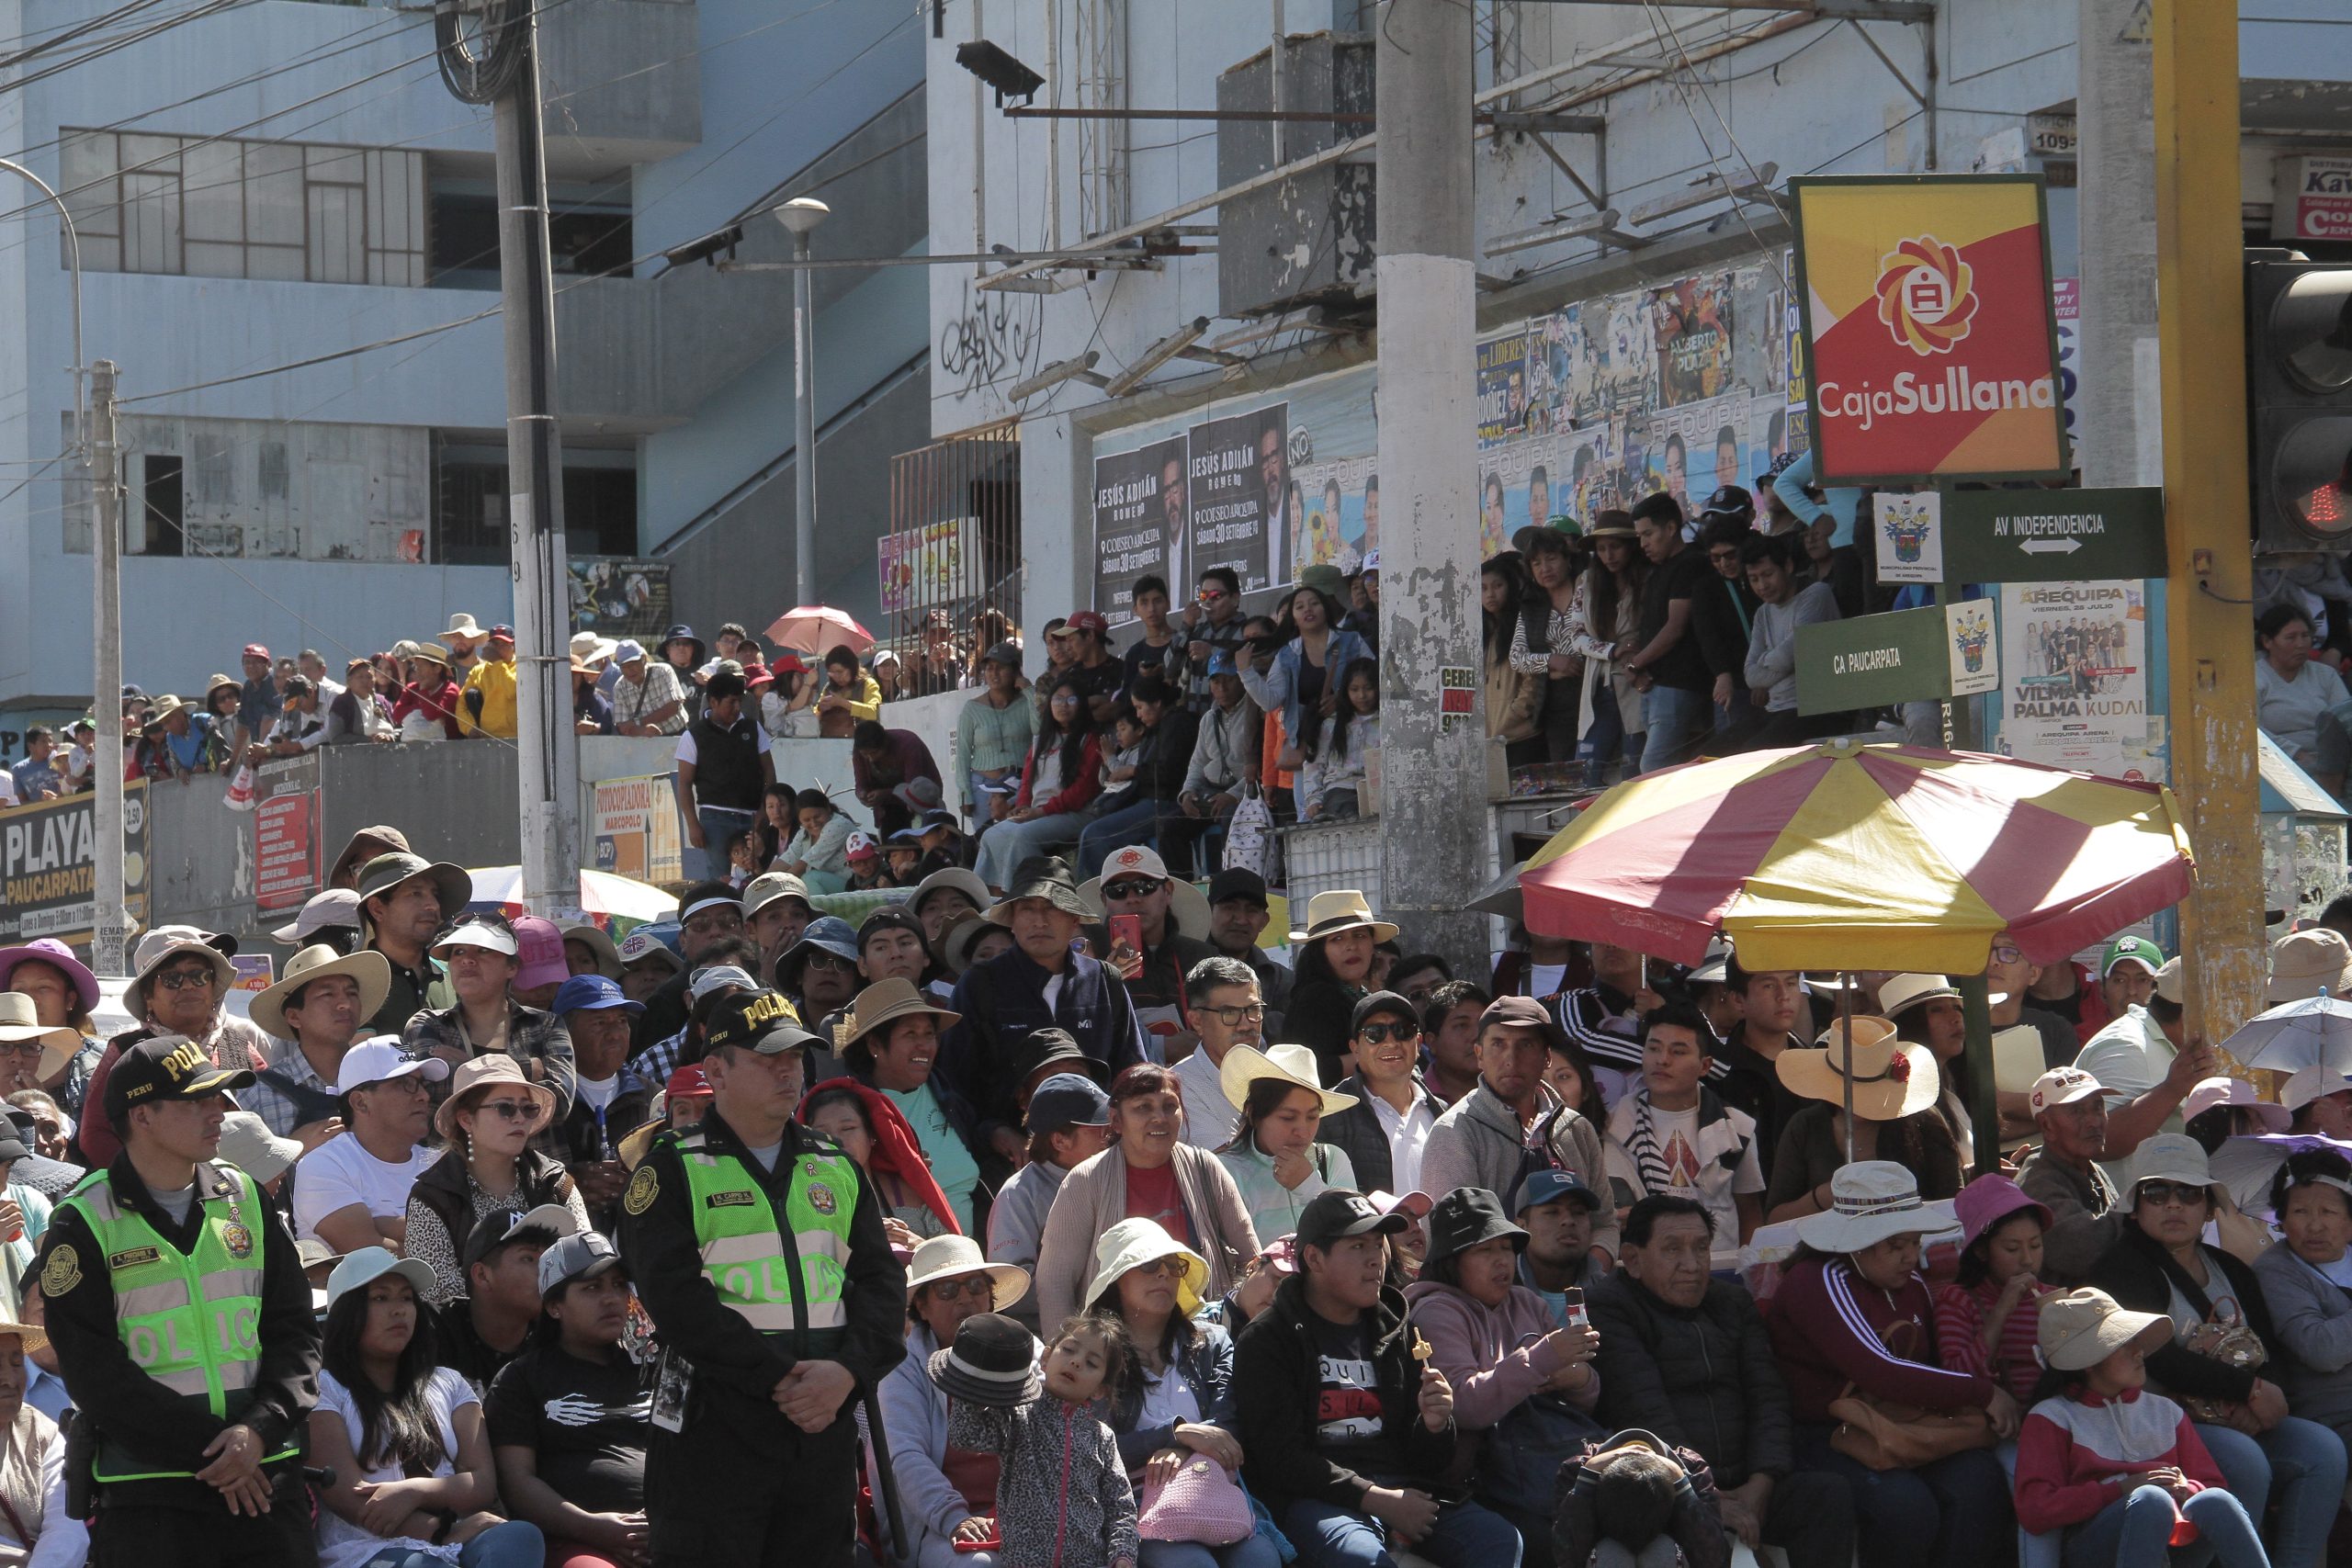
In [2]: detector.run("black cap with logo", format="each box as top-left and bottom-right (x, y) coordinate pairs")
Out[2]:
(105, 1034), (258, 1129)
(1295, 1189), (1409, 1250)
(703, 989), (822, 1056)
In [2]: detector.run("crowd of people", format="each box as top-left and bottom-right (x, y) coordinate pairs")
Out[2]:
(0, 800), (2350, 1568)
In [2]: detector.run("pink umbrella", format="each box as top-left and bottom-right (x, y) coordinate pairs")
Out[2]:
(764, 604), (876, 656)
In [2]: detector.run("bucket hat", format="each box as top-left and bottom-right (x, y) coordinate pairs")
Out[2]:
(1791, 1161), (1957, 1254)
(249, 945), (390, 1039)
(1008, 1027), (1107, 1088)
(2184, 1077), (2290, 1132)
(840, 977), (961, 1054)
(986, 857), (1091, 924)
(329, 826), (413, 889)
(928, 1313), (1042, 1406)
(1081, 1217), (1209, 1315)
(1776, 1015), (1939, 1122)
(2037, 1286), (2174, 1372)
(1952, 1172), (2053, 1252)
(2127, 1133), (2217, 1197)
(1424, 1186), (1527, 1265)
(555, 919), (624, 980)
(2283, 1065), (2352, 1114)
(0, 939), (98, 1012)
(911, 868), (992, 919)
(355, 853), (471, 922)
(435, 1055), (557, 1140)
(774, 917), (860, 993)
(659, 625), (706, 665)
(2271, 928), (2352, 1003)
(128, 927), (238, 1012)
(218, 1110), (303, 1183)
(440, 614), (485, 647)
(1217, 1042), (1359, 1119)
(906, 1234), (1031, 1311)
(1289, 889), (1398, 946)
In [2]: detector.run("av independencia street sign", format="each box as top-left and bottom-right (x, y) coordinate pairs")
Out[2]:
(1939, 485), (2166, 584)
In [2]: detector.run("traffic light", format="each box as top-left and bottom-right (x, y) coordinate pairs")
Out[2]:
(2248, 249), (2352, 548)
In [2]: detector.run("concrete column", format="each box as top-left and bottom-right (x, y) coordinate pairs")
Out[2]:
(1374, 0), (1487, 973)
(2075, 0), (2161, 487)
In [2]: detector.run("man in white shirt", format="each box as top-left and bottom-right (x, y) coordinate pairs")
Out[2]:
(1320, 990), (1442, 1195)
(291, 1036), (448, 1252)
(1173, 956), (1262, 1150)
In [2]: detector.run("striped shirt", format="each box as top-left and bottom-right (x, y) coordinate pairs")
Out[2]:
(1934, 1275), (2046, 1404)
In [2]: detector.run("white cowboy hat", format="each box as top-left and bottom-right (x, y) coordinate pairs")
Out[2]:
(1081, 1217), (1210, 1315)
(1792, 1160), (1958, 1254)
(903, 1233), (1030, 1310)
(1289, 889), (1398, 946)
(1776, 1015), (1940, 1122)
(1078, 845), (1211, 940)
(249, 945), (391, 1040)
(440, 613), (486, 647)
(1876, 973), (1960, 1018)
(1217, 1041), (1359, 1119)
(0, 994), (81, 1081)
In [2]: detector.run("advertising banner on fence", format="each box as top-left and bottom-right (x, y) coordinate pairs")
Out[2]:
(252, 752), (323, 912)
(1187, 404), (1288, 592)
(1091, 438), (1189, 626)
(570, 558), (673, 642)
(1997, 581), (2149, 776)
(0, 783), (150, 946)
(1791, 175), (2069, 485)
(592, 773), (683, 886)
(879, 519), (978, 615)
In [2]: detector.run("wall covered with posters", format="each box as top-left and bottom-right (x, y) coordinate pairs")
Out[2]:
(1088, 255), (1804, 622)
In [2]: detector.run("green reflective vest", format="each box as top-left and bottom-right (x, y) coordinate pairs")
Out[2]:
(60, 1162), (299, 1483)
(675, 1129), (859, 1348)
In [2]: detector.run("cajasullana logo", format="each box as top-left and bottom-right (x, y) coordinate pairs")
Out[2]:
(1873, 236), (1978, 356)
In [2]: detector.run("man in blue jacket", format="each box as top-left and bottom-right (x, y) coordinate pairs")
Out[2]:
(937, 857), (1153, 1165)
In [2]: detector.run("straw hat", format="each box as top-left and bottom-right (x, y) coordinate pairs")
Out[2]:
(912, 867), (992, 920)
(435, 1055), (558, 1141)
(1776, 1015), (1939, 1122)
(937, 912), (1012, 976)
(0, 1310), (48, 1356)
(839, 977), (961, 1055)
(2037, 1286), (2173, 1372)
(0, 994), (81, 1081)
(1081, 1217), (1209, 1316)
(2270, 928), (2352, 1003)
(1791, 1160), (1957, 1254)
(1289, 889), (1398, 946)
(1217, 1041), (1359, 1119)
(248, 945), (390, 1040)
(1876, 974), (1960, 1019)
(904, 1233), (1030, 1311)
(556, 919), (624, 980)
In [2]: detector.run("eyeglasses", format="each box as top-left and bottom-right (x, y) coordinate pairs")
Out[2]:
(926, 1275), (994, 1303)
(1102, 880), (1161, 901)
(2136, 1180), (2206, 1208)
(1991, 943), (2024, 964)
(1204, 1002), (1265, 1027)
(0, 1043), (41, 1061)
(1356, 1022), (1416, 1044)
(153, 968), (217, 992)
(475, 1099), (538, 1122)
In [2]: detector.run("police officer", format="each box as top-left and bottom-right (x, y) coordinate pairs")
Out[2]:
(618, 988), (906, 1568)
(37, 1034), (320, 1567)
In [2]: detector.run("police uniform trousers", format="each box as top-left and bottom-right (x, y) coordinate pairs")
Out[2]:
(92, 1469), (318, 1568)
(648, 1405), (861, 1568)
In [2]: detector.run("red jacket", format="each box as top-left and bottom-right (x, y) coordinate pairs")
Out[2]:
(797, 1076), (960, 1235)
(1762, 1255), (1996, 1422)
(2014, 1386), (2222, 1538)
(393, 678), (464, 739)
(1015, 734), (1103, 817)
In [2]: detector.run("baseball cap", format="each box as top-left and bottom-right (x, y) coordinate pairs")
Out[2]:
(538, 1231), (627, 1296)
(1206, 867), (1270, 909)
(741, 872), (812, 919)
(1699, 484), (1754, 520)
(688, 964), (758, 1001)
(1350, 990), (1419, 1035)
(1025, 1073), (1113, 1133)
(243, 643), (270, 660)
(512, 916), (567, 990)
(218, 1110), (302, 1182)
(617, 929), (683, 970)
(845, 830), (880, 862)
(1295, 1189), (1409, 1249)
(983, 640), (1023, 669)
(703, 989), (821, 1055)
(488, 624), (515, 643)
(271, 887), (363, 946)
(1515, 1168), (1601, 1214)
(677, 881), (742, 923)
(325, 1247), (435, 1310)
(459, 1203), (579, 1274)
(2028, 1066), (2120, 1118)
(2151, 956), (2187, 1004)
(552, 974), (644, 1017)
(104, 1035), (258, 1128)
(2101, 935), (2165, 979)
(332, 1037), (452, 1096)
(664, 1063), (713, 1100)
(1065, 610), (1110, 636)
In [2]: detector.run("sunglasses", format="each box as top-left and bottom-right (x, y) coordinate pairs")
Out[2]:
(1102, 880), (1161, 901)
(1133, 1255), (1189, 1280)
(926, 1275), (994, 1303)
(2136, 1180), (2207, 1208)
(153, 968), (218, 992)
(475, 1099), (539, 1122)
(1356, 1022), (1416, 1044)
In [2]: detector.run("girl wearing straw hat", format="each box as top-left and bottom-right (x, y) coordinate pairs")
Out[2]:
(405, 1056), (589, 1306)
(1214, 1044), (1361, 1243)
(1283, 893), (1396, 1083)
(1761, 1015), (1962, 1225)
(1762, 1162), (2019, 1568)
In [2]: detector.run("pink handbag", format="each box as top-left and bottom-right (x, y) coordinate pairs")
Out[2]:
(1136, 1455), (1255, 1546)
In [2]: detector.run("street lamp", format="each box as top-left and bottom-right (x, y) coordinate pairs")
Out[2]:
(774, 196), (830, 609)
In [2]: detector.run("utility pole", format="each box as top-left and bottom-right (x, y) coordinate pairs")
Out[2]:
(1374, 0), (1487, 975)
(775, 197), (830, 608)
(2076, 0), (2159, 489)
(2152, 0), (2265, 1034)
(439, 0), (577, 915)
(89, 361), (126, 976)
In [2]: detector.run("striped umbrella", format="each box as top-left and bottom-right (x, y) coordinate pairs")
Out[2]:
(1519, 739), (2195, 975)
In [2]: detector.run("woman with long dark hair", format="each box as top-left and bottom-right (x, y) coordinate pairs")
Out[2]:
(1283, 891), (1395, 1083)
(754, 782), (799, 868)
(310, 1247), (545, 1568)
(1295, 658), (1379, 822)
(1481, 553), (1544, 771)
(1564, 514), (1647, 785)
(404, 1057), (590, 1307)
(1238, 581), (1370, 818)
(1507, 527), (1585, 764)
(975, 675), (1104, 891)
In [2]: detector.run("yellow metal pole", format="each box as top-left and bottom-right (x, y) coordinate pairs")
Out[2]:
(2152, 0), (2266, 1038)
